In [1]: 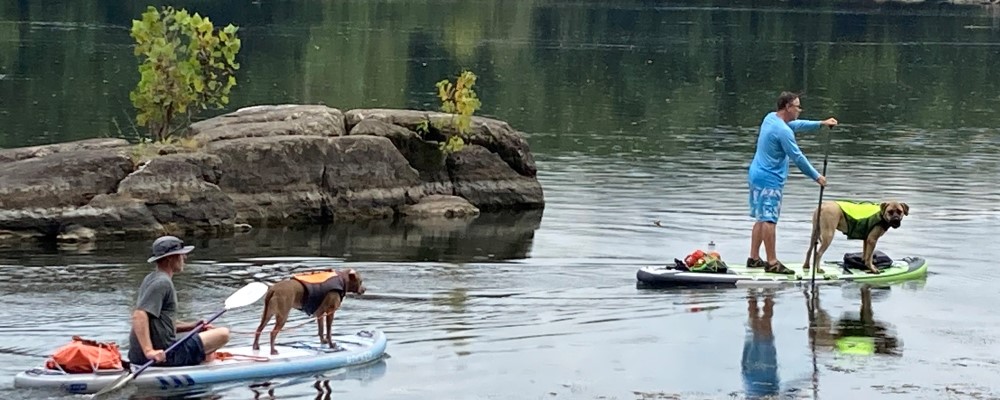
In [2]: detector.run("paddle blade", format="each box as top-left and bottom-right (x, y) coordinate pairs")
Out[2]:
(88, 370), (133, 398)
(225, 281), (269, 309)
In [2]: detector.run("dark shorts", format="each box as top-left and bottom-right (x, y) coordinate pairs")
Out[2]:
(162, 334), (206, 367)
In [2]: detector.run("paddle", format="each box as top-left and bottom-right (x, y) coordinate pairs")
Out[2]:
(89, 281), (270, 398)
(810, 125), (833, 287)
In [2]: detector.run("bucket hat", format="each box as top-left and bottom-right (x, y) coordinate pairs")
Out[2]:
(147, 235), (195, 263)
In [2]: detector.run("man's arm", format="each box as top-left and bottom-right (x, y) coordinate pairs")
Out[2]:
(790, 117), (838, 133)
(787, 119), (821, 133)
(176, 321), (207, 332)
(778, 129), (821, 181)
(131, 309), (155, 354)
(134, 278), (167, 342)
(176, 321), (194, 332)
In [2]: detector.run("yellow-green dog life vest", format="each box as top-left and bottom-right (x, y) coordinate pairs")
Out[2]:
(835, 201), (888, 240)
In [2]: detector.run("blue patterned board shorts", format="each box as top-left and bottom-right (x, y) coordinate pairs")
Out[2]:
(749, 184), (782, 223)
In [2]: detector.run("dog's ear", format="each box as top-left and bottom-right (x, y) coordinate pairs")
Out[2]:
(347, 269), (359, 284)
(880, 202), (888, 214)
(901, 202), (909, 216)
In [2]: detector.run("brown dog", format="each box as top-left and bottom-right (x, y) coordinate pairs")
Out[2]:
(252, 269), (366, 355)
(803, 200), (909, 274)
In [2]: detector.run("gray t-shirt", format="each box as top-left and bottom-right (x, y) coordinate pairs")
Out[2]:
(128, 270), (177, 363)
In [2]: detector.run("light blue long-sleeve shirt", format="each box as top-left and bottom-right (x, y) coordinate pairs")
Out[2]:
(747, 111), (822, 189)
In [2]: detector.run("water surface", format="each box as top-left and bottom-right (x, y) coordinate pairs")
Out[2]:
(1, 1), (1000, 399)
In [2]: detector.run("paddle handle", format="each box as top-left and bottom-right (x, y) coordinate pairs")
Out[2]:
(132, 308), (227, 376)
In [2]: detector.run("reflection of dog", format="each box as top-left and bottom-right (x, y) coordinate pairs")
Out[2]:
(803, 201), (909, 274)
(806, 286), (901, 356)
(252, 269), (366, 355)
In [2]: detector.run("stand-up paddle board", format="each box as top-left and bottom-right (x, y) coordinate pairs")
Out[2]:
(636, 256), (927, 288)
(14, 329), (387, 395)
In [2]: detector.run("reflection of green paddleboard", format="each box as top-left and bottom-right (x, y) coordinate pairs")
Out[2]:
(636, 257), (928, 287)
(836, 336), (875, 355)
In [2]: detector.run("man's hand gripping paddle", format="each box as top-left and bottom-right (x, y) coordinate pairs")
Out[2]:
(89, 281), (269, 398)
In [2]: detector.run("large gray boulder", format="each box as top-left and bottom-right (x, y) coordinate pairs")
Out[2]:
(116, 152), (236, 234)
(189, 104), (346, 144)
(345, 109), (544, 210)
(0, 147), (154, 239)
(0, 149), (134, 209)
(343, 108), (537, 177)
(347, 118), (454, 197)
(447, 145), (544, 210)
(0, 104), (545, 244)
(205, 135), (422, 225)
(0, 138), (130, 164)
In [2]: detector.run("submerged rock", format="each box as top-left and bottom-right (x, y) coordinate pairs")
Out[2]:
(401, 195), (481, 219)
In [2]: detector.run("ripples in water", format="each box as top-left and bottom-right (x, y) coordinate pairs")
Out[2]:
(2, 4), (1000, 396)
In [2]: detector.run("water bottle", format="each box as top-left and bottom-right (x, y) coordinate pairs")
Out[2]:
(707, 241), (719, 260)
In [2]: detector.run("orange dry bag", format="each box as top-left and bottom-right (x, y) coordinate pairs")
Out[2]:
(45, 336), (123, 373)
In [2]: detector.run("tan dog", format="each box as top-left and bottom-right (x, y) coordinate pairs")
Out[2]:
(252, 269), (366, 355)
(803, 201), (909, 274)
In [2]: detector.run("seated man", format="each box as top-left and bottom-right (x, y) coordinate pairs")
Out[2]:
(128, 235), (230, 367)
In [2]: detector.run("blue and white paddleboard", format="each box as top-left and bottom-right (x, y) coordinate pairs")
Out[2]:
(14, 329), (387, 395)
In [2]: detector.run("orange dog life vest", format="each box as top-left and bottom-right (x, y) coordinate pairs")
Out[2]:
(292, 270), (346, 316)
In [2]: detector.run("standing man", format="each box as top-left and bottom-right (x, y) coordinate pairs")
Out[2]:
(747, 92), (837, 274)
(128, 235), (231, 367)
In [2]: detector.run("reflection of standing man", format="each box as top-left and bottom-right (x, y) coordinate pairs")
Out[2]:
(807, 286), (901, 356)
(742, 289), (780, 398)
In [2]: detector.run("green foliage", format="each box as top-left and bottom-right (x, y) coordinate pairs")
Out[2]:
(433, 70), (482, 153)
(129, 6), (241, 142)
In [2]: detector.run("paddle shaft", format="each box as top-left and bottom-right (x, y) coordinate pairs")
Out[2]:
(810, 126), (832, 286)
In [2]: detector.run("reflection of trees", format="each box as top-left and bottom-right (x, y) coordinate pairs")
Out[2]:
(2, 1), (1000, 149)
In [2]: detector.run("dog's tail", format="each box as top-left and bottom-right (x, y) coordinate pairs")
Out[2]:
(263, 286), (275, 305)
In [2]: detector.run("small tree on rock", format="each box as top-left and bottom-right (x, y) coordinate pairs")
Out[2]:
(129, 6), (241, 142)
(433, 70), (482, 153)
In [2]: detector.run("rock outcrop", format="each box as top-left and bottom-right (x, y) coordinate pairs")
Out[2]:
(0, 104), (545, 243)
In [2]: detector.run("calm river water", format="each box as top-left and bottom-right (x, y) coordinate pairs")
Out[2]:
(1, 1), (999, 399)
